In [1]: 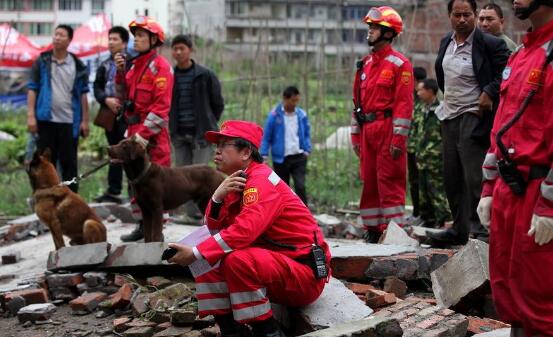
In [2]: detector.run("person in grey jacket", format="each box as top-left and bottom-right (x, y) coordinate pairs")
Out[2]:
(169, 34), (224, 219)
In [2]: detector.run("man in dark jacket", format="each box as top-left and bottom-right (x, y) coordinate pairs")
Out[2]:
(93, 26), (129, 204)
(427, 0), (509, 246)
(170, 34), (224, 219)
(27, 24), (89, 193)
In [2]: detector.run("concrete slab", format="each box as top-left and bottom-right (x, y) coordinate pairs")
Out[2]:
(0, 221), (199, 289)
(104, 242), (169, 268)
(298, 316), (401, 337)
(327, 239), (416, 258)
(431, 239), (489, 308)
(473, 329), (511, 337)
(47, 243), (110, 271)
(299, 277), (373, 330)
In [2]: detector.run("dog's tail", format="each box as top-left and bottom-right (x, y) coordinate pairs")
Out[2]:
(83, 219), (107, 243)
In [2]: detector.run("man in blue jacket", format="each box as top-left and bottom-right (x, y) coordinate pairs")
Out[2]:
(27, 24), (90, 193)
(260, 86), (311, 205)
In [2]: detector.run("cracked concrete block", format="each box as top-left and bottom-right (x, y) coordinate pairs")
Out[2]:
(104, 242), (168, 268)
(47, 242), (110, 271)
(298, 316), (402, 337)
(17, 303), (56, 322)
(431, 240), (489, 308)
(299, 277), (373, 330)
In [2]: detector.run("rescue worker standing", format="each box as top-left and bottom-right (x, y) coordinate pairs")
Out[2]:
(115, 16), (174, 242)
(476, 0), (553, 335)
(351, 6), (414, 242)
(167, 120), (330, 337)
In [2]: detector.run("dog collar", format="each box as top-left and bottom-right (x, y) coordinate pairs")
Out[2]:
(130, 161), (152, 185)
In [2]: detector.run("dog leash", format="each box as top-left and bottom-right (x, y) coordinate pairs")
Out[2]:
(59, 160), (111, 186)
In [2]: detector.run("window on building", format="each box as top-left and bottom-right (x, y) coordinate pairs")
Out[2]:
(91, 0), (104, 14)
(0, 0), (23, 10)
(342, 6), (366, 20)
(29, 22), (53, 36)
(144, 8), (149, 16)
(227, 2), (247, 16)
(30, 0), (53, 10)
(59, 0), (82, 11)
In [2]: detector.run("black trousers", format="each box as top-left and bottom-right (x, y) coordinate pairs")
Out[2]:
(441, 113), (488, 240)
(37, 121), (79, 193)
(273, 153), (308, 205)
(407, 152), (420, 217)
(105, 118), (127, 195)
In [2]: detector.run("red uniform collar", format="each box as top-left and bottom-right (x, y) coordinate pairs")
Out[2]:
(133, 49), (157, 66)
(370, 44), (393, 60)
(523, 19), (553, 48)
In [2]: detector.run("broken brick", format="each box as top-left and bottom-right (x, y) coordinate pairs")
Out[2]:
(468, 316), (511, 334)
(346, 282), (375, 295)
(5, 288), (49, 305)
(114, 316), (132, 332)
(127, 319), (157, 328)
(69, 292), (107, 312)
(17, 303), (56, 323)
(383, 277), (407, 299)
(147, 276), (172, 289)
(2, 251), (21, 264)
(107, 283), (134, 309)
(365, 289), (397, 309)
(46, 273), (83, 288)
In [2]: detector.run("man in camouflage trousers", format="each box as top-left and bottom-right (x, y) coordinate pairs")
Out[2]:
(411, 79), (451, 228)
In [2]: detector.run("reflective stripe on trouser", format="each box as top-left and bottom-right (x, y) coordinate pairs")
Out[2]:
(194, 247), (326, 323)
(359, 119), (406, 233)
(490, 179), (553, 336)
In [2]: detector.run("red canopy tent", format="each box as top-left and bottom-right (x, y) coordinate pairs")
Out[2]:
(0, 24), (42, 68)
(68, 13), (111, 57)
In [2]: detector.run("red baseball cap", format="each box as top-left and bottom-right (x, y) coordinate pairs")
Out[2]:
(205, 120), (264, 149)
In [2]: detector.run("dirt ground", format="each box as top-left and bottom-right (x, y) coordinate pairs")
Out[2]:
(0, 304), (118, 337)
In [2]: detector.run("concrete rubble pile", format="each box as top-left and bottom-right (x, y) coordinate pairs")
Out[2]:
(0, 209), (513, 336)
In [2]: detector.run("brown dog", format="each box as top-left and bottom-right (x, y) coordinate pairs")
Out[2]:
(26, 149), (107, 250)
(108, 136), (225, 242)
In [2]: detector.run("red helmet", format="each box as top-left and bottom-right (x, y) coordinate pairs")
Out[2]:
(129, 16), (165, 47)
(363, 6), (403, 35)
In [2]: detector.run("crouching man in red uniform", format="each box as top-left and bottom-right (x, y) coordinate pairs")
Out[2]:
(167, 120), (331, 337)
(476, 0), (553, 336)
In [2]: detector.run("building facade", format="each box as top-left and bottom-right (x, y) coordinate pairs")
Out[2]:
(0, 0), (112, 46)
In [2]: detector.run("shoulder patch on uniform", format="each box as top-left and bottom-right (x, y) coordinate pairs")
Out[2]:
(401, 71), (412, 85)
(243, 187), (259, 206)
(155, 77), (167, 90)
(527, 68), (543, 86)
(384, 55), (404, 67)
(268, 171), (280, 186)
(502, 67), (511, 80)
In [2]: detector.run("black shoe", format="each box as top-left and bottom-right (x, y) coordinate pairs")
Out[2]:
(215, 314), (252, 337)
(94, 192), (123, 204)
(120, 222), (144, 242)
(426, 229), (468, 247)
(363, 231), (381, 243)
(251, 317), (287, 337)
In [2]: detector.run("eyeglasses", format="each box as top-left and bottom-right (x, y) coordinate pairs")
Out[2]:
(216, 142), (238, 150)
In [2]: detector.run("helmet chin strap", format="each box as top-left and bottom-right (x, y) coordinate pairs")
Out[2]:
(367, 27), (394, 47)
(514, 0), (552, 20)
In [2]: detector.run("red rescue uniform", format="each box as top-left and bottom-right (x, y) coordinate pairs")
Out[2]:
(481, 20), (553, 336)
(193, 161), (331, 323)
(351, 44), (414, 233)
(117, 49), (173, 167)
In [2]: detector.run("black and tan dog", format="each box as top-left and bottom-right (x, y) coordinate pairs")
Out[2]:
(108, 135), (225, 242)
(26, 149), (107, 250)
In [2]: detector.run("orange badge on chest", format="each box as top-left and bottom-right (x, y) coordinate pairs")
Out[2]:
(401, 71), (412, 85)
(155, 77), (167, 90)
(527, 68), (542, 86)
(243, 187), (259, 206)
(380, 69), (394, 80)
